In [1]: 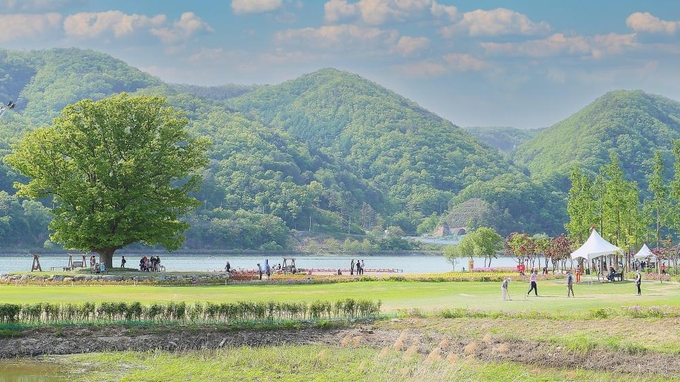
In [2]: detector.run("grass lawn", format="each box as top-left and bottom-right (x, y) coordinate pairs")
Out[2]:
(1, 278), (676, 314)
(2, 277), (680, 381)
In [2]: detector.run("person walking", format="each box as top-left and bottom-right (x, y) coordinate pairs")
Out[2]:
(350, 259), (354, 276)
(257, 263), (263, 280)
(526, 269), (538, 297)
(566, 270), (574, 297)
(501, 277), (511, 301)
(121, 256), (126, 268)
(635, 270), (642, 295)
(225, 261), (231, 273)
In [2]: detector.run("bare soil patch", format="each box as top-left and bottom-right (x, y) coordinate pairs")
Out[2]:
(0, 318), (677, 378)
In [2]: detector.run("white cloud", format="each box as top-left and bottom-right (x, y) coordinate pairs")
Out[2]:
(275, 24), (398, 51)
(324, 0), (458, 25)
(394, 60), (448, 77)
(442, 53), (489, 71)
(395, 53), (489, 77)
(324, 0), (358, 23)
(627, 12), (680, 35)
(259, 49), (330, 65)
(63, 11), (166, 39)
(151, 12), (213, 44)
(392, 36), (430, 56)
(188, 47), (226, 63)
(482, 33), (637, 59)
(0, 13), (62, 42)
(0, 0), (85, 12)
(231, 0), (283, 15)
(440, 8), (551, 37)
(430, 1), (459, 22)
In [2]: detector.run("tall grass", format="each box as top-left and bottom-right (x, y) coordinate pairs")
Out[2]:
(61, 345), (656, 382)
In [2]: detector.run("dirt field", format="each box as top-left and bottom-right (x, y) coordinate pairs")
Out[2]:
(1, 317), (678, 378)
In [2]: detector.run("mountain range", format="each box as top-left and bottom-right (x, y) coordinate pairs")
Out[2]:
(0, 47), (678, 251)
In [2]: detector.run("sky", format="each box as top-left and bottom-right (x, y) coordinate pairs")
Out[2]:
(2, 0), (680, 129)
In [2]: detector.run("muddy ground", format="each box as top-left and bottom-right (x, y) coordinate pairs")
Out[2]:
(1, 318), (678, 378)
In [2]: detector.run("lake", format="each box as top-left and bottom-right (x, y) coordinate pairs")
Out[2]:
(0, 253), (518, 275)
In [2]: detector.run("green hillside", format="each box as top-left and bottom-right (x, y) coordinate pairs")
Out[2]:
(227, 69), (519, 221)
(0, 48), (162, 125)
(0, 49), (588, 250)
(512, 90), (680, 185)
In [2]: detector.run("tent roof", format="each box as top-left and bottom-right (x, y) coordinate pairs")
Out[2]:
(570, 229), (624, 260)
(633, 244), (656, 260)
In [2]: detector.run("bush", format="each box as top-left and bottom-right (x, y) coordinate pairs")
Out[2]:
(0, 298), (380, 326)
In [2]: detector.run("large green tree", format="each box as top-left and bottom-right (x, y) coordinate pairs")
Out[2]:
(4, 93), (210, 267)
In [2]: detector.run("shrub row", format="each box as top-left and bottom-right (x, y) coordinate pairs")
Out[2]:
(0, 298), (381, 325)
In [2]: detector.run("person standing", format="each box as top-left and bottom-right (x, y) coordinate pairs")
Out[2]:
(121, 256), (126, 268)
(501, 278), (511, 301)
(225, 261), (231, 273)
(257, 263), (263, 280)
(361, 260), (365, 275)
(566, 270), (574, 297)
(350, 259), (354, 276)
(635, 270), (642, 295)
(265, 259), (271, 280)
(575, 264), (581, 283)
(526, 269), (538, 297)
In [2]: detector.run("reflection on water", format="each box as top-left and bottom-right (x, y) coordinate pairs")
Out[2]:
(0, 360), (66, 381)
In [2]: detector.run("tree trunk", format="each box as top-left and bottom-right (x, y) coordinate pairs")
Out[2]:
(96, 248), (117, 269)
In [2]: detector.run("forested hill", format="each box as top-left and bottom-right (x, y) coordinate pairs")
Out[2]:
(227, 68), (518, 198)
(0, 48), (162, 125)
(512, 90), (680, 184)
(0, 47), (526, 250)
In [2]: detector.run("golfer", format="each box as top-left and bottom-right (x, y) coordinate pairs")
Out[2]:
(526, 269), (538, 297)
(501, 277), (511, 300)
(566, 270), (574, 297)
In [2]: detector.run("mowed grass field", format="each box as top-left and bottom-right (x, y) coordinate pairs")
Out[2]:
(1, 277), (677, 314)
(2, 277), (680, 381)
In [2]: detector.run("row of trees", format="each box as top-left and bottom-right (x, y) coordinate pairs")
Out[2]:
(447, 147), (680, 273)
(443, 227), (574, 272)
(566, 148), (680, 267)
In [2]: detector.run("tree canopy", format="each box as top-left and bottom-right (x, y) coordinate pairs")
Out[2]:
(4, 93), (210, 266)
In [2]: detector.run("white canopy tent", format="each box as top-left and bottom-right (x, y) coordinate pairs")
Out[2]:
(571, 229), (624, 261)
(633, 244), (656, 261)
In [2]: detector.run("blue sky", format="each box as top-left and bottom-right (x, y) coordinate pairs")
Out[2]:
(2, 0), (680, 128)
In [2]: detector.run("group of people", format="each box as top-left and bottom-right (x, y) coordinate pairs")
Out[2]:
(257, 259), (274, 280)
(139, 256), (162, 272)
(350, 259), (365, 275)
(87, 255), (107, 273)
(501, 267), (644, 300)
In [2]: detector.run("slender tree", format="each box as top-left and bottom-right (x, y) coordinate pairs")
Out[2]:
(470, 227), (503, 267)
(565, 167), (596, 244)
(647, 151), (670, 249)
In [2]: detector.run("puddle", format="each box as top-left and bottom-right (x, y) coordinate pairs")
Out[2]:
(0, 359), (67, 381)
